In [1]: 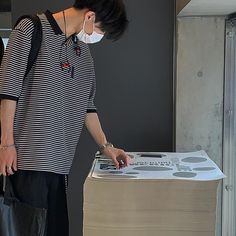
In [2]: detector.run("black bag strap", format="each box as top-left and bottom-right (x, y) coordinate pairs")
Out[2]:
(0, 36), (4, 65)
(2, 175), (20, 205)
(0, 175), (5, 195)
(14, 14), (42, 78)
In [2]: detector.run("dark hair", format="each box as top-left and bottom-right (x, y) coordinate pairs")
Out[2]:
(73, 0), (128, 41)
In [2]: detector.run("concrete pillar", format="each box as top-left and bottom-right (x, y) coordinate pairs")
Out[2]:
(176, 16), (225, 236)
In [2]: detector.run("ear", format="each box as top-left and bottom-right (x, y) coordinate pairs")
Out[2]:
(85, 11), (96, 22)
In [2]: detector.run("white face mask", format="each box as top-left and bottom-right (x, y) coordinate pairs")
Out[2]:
(77, 19), (104, 44)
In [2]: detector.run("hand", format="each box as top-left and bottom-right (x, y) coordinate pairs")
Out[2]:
(0, 146), (17, 176)
(102, 147), (131, 169)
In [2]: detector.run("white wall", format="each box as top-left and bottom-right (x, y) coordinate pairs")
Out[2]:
(176, 16), (226, 236)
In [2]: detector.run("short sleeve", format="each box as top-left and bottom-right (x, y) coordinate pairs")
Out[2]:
(86, 55), (97, 113)
(0, 18), (33, 101)
(87, 72), (97, 113)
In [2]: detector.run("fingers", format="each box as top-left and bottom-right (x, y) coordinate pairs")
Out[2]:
(0, 162), (16, 176)
(1, 164), (6, 176)
(113, 153), (129, 169)
(6, 166), (14, 175)
(0, 148), (17, 176)
(1, 165), (14, 176)
(13, 158), (17, 171)
(119, 150), (131, 167)
(106, 148), (132, 169)
(112, 157), (120, 169)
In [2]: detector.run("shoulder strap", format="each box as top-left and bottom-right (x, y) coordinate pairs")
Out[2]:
(0, 36), (4, 65)
(14, 14), (42, 78)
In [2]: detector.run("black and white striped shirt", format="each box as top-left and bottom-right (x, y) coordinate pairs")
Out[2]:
(0, 10), (97, 174)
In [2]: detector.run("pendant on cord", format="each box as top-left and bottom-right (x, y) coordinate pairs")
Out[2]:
(60, 62), (74, 79)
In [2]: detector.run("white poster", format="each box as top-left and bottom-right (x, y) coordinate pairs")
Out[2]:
(90, 150), (226, 181)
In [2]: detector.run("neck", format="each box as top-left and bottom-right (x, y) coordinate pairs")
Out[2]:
(53, 7), (86, 37)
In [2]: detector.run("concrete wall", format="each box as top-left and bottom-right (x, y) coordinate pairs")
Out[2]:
(176, 17), (225, 236)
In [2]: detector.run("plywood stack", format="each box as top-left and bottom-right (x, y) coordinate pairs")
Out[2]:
(83, 150), (225, 236)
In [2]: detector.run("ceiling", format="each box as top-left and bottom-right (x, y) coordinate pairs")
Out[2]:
(178, 0), (236, 16)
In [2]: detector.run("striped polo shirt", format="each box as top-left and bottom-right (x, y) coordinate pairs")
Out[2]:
(0, 10), (97, 174)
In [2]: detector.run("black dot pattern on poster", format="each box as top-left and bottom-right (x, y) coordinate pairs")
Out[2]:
(182, 157), (207, 163)
(138, 153), (167, 158)
(193, 167), (216, 171)
(109, 171), (123, 174)
(133, 166), (173, 171)
(126, 172), (140, 175)
(173, 172), (197, 178)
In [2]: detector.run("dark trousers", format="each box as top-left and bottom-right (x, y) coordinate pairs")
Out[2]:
(5, 170), (69, 236)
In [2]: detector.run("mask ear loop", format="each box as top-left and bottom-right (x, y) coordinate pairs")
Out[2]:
(92, 17), (96, 33)
(90, 13), (96, 32)
(82, 18), (86, 32)
(84, 15), (96, 35)
(91, 16), (104, 37)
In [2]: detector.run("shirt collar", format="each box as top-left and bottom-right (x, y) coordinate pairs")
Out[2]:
(45, 10), (63, 35)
